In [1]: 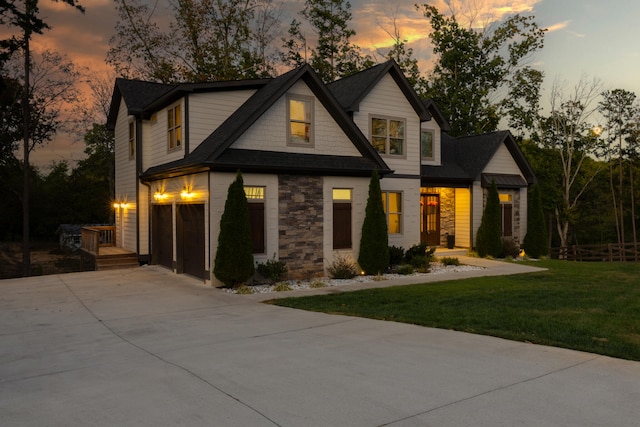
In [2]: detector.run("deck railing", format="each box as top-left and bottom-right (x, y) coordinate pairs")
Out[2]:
(81, 226), (116, 255)
(551, 243), (640, 262)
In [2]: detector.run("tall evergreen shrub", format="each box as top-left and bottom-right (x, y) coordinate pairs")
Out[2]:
(358, 170), (390, 274)
(476, 180), (503, 257)
(214, 172), (255, 287)
(523, 184), (549, 258)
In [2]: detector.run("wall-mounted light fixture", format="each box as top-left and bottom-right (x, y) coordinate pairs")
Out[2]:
(180, 187), (196, 200)
(113, 202), (130, 210)
(153, 192), (169, 201)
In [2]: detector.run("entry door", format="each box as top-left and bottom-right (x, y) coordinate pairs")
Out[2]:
(421, 194), (440, 246)
(152, 204), (173, 270)
(177, 204), (205, 279)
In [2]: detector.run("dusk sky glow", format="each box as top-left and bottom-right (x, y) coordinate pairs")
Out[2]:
(11, 0), (640, 167)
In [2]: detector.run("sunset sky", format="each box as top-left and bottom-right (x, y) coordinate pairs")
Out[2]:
(16, 0), (640, 167)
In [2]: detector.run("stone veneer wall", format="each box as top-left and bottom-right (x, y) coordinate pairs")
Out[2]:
(278, 175), (324, 279)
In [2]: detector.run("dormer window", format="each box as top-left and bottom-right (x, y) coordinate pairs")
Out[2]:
(288, 95), (314, 146)
(421, 130), (434, 160)
(167, 104), (181, 151)
(371, 116), (405, 156)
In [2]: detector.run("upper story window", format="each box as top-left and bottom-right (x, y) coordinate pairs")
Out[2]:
(421, 130), (434, 160)
(128, 121), (135, 160)
(288, 95), (314, 146)
(371, 116), (405, 156)
(167, 104), (182, 151)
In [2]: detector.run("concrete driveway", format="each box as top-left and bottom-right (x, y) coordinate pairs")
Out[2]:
(1, 264), (639, 426)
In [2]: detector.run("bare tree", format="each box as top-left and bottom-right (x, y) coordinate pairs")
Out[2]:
(539, 76), (603, 248)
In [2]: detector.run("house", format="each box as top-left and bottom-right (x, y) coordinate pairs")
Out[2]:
(106, 60), (535, 284)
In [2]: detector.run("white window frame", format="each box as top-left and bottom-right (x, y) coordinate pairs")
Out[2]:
(128, 121), (135, 160)
(287, 94), (314, 147)
(167, 103), (182, 152)
(421, 129), (434, 160)
(382, 191), (403, 234)
(370, 115), (406, 157)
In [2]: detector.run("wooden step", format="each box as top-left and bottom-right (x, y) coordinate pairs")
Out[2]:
(93, 253), (139, 271)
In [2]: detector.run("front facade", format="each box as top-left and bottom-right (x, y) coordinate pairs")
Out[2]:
(107, 61), (535, 284)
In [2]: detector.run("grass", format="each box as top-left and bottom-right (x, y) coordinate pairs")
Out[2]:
(270, 260), (640, 361)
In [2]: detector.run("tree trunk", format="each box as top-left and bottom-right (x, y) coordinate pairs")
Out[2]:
(22, 13), (31, 277)
(630, 160), (637, 259)
(609, 160), (621, 244)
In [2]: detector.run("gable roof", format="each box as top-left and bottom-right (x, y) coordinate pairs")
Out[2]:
(106, 78), (271, 130)
(140, 64), (391, 181)
(107, 79), (174, 129)
(421, 99), (451, 132)
(422, 130), (536, 187)
(327, 60), (432, 121)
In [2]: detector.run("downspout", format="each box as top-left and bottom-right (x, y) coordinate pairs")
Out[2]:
(140, 177), (152, 265)
(135, 117), (146, 264)
(184, 95), (190, 156)
(469, 183), (474, 250)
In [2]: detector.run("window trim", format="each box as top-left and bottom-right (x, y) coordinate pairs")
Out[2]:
(287, 94), (314, 147)
(128, 121), (135, 160)
(332, 188), (353, 249)
(382, 191), (403, 234)
(499, 192), (514, 237)
(420, 129), (434, 161)
(370, 115), (407, 157)
(245, 186), (266, 254)
(167, 103), (182, 152)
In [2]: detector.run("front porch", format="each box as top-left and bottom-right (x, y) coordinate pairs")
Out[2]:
(420, 187), (472, 249)
(80, 226), (138, 271)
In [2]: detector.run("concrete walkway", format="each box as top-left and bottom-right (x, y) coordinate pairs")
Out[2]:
(1, 261), (638, 426)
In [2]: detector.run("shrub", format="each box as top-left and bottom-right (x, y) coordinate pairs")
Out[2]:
(502, 237), (521, 259)
(388, 245), (405, 266)
(256, 255), (288, 283)
(273, 282), (292, 292)
(358, 170), (390, 274)
(214, 172), (255, 287)
(404, 243), (435, 269)
(309, 281), (327, 288)
(476, 180), (503, 258)
(235, 285), (254, 295)
(523, 184), (549, 258)
(395, 264), (414, 275)
(328, 254), (358, 279)
(440, 256), (460, 266)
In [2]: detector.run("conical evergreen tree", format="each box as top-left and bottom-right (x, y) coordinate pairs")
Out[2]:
(476, 180), (503, 257)
(214, 172), (254, 287)
(358, 170), (389, 274)
(523, 184), (549, 258)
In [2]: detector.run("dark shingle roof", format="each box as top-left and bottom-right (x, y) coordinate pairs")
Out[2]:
(422, 130), (536, 186)
(106, 78), (272, 129)
(107, 79), (175, 129)
(328, 60), (431, 121)
(140, 65), (391, 181)
(421, 99), (451, 132)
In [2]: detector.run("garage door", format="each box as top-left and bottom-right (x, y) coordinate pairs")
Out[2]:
(152, 204), (173, 270)
(177, 204), (205, 279)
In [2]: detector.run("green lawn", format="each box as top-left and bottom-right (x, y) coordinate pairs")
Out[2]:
(270, 260), (640, 361)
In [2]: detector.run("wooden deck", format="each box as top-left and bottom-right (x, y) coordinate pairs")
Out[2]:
(81, 226), (139, 271)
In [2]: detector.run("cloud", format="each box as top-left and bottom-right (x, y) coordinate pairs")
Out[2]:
(545, 20), (571, 33)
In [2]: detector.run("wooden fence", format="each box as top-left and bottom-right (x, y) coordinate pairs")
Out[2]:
(81, 226), (116, 255)
(551, 243), (640, 262)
